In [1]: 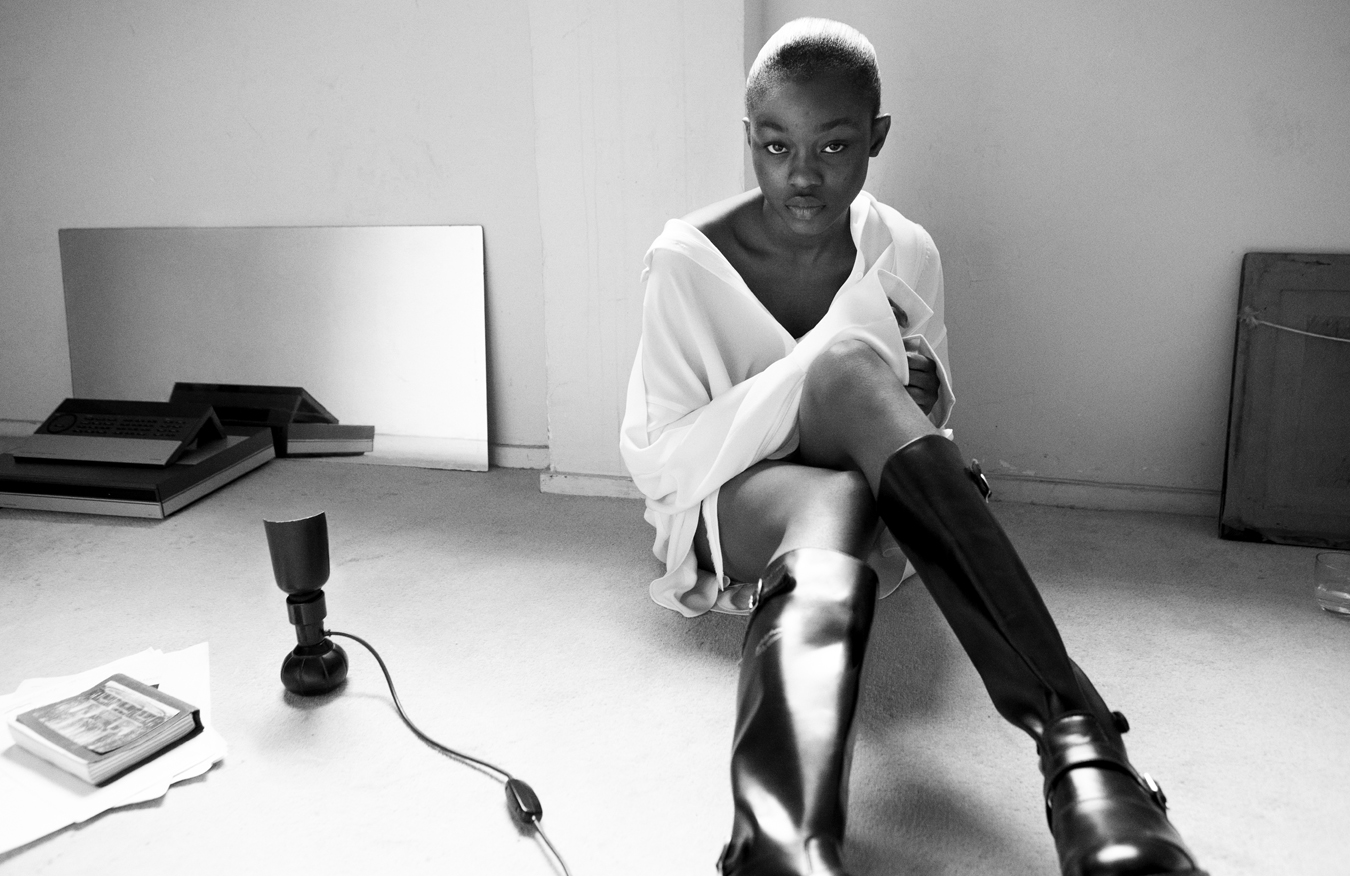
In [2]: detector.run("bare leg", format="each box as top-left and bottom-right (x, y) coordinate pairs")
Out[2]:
(695, 459), (876, 583)
(795, 338), (937, 492)
(794, 337), (1089, 722)
(696, 339), (932, 578)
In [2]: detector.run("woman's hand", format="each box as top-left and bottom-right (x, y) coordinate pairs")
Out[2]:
(903, 336), (939, 415)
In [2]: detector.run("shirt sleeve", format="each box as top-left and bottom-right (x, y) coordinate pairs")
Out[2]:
(909, 229), (955, 429)
(619, 246), (804, 517)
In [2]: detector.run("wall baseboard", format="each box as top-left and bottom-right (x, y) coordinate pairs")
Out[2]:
(490, 443), (550, 469)
(0, 420), (39, 437)
(302, 438), (550, 471)
(539, 469), (1221, 517)
(282, 435), (486, 470)
(982, 474), (1218, 517)
(539, 471), (644, 500)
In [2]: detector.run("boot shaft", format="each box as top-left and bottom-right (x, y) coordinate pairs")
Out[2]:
(876, 434), (1090, 736)
(722, 548), (878, 876)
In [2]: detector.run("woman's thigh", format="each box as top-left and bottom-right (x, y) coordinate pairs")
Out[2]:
(694, 459), (878, 583)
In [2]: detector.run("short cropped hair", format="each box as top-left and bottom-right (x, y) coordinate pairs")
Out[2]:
(745, 18), (882, 117)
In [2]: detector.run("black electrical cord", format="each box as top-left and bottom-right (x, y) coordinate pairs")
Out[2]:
(327, 629), (572, 876)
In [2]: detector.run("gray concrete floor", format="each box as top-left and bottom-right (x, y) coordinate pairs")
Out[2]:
(1, 460), (1345, 875)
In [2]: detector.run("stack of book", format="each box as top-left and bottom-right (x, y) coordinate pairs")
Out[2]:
(6, 674), (202, 786)
(0, 383), (372, 518)
(0, 398), (275, 518)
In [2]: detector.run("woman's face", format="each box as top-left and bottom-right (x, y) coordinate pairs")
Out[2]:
(745, 71), (890, 244)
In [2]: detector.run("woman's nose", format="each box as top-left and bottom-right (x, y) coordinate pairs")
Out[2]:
(787, 152), (823, 188)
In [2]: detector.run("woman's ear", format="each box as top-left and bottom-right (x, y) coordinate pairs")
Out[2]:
(869, 114), (892, 157)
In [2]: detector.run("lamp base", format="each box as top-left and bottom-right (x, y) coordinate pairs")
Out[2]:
(281, 639), (348, 695)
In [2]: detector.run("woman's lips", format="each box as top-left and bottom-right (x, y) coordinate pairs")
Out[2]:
(786, 199), (825, 220)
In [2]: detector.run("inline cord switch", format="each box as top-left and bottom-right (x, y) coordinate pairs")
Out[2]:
(326, 629), (573, 876)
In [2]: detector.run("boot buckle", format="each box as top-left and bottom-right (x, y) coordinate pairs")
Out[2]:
(1141, 771), (1168, 810)
(1046, 770), (1167, 823)
(968, 459), (992, 503)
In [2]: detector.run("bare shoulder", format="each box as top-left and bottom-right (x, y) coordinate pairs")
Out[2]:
(680, 191), (766, 268)
(685, 191), (761, 237)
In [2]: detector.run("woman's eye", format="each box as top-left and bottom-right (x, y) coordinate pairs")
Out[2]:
(765, 143), (787, 155)
(822, 142), (847, 154)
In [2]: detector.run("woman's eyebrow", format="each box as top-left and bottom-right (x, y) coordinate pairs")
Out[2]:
(754, 117), (862, 134)
(816, 117), (862, 133)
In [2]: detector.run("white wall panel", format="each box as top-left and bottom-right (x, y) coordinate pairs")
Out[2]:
(528, 0), (746, 477)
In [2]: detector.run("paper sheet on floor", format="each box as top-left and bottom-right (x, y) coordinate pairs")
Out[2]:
(0, 642), (227, 854)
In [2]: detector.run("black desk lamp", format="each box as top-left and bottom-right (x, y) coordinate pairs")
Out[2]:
(260, 510), (567, 871)
(264, 512), (348, 695)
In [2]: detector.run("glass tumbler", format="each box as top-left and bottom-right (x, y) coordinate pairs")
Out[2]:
(1314, 552), (1350, 617)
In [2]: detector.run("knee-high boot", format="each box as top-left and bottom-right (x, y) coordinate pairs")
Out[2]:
(718, 548), (877, 876)
(876, 434), (1206, 876)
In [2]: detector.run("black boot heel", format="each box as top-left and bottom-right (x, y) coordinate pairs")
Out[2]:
(1042, 713), (1207, 876)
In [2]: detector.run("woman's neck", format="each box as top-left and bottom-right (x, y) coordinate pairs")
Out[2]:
(753, 195), (854, 265)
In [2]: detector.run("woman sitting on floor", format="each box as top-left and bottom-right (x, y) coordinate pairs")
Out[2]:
(620, 18), (1205, 876)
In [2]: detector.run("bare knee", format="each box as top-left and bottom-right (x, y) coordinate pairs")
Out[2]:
(798, 338), (936, 482)
(777, 469), (876, 561)
(801, 339), (891, 413)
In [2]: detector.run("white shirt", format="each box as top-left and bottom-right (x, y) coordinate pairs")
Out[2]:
(619, 191), (955, 616)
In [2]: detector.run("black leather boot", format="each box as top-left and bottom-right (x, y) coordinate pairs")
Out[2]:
(1043, 712), (1203, 875)
(718, 548), (877, 876)
(876, 434), (1206, 876)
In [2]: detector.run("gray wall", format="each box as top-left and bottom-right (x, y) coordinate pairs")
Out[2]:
(0, 0), (549, 460)
(758, 0), (1350, 504)
(5, 1), (1349, 507)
